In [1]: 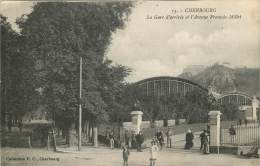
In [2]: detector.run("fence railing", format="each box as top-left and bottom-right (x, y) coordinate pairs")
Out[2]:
(220, 123), (260, 147)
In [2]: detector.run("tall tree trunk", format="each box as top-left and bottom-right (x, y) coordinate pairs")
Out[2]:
(68, 122), (76, 147)
(84, 120), (89, 142)
(93, 126), (98, 147)
(65, 128), (69, 144)
(89, 124), (93, 142)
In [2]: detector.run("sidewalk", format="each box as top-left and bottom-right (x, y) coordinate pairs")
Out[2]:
(2, 146), (259, 166)
(56, 131), (202, 153)
(56, 146), (122, 154)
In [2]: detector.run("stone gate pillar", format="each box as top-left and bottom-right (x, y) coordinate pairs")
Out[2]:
(208, 110), (222, 153)
(130, 111), (143, 134)
(252, 96), (259, 121)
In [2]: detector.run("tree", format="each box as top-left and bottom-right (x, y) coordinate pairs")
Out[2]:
(219, 103), (239, 121)
(125, 86), (213, 124)
(95, 58), (131, 123)
(17, 2), (132, 146)
(182, 90), (212, 123)
(1, 15), (35, 129)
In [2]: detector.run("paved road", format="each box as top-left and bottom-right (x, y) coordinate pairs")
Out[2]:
(2, 146), (259, 166)
(2, 130), (259, 166)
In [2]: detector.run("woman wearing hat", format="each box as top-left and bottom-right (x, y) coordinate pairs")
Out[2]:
(185, 129), (194, 149)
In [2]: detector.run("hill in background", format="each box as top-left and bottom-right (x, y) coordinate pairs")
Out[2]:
(179, 64), (260, 96)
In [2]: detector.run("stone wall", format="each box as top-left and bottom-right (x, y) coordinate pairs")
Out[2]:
(122, 119), (186, 130)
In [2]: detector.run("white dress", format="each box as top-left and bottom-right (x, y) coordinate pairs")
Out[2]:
(150, 145), (159, 160)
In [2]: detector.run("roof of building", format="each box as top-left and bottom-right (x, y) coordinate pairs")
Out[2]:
(135, 76), (208, 92)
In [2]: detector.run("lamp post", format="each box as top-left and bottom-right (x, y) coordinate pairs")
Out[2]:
(78, 56), (82, 151)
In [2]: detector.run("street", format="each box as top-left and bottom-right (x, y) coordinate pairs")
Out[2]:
(1, 146), (259, 166)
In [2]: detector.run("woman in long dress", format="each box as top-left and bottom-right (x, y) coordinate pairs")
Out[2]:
(185, 129), (194, 149)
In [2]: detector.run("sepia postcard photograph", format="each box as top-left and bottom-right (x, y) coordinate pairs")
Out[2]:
(1, 0), (260, 166)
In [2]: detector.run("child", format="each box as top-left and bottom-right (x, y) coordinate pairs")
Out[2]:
(150, 141), (159, 166)
(122, 145), (130, 166)
(109, 131), (115, 149)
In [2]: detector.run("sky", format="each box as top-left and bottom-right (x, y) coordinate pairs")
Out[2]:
(1, 0), (260, 82)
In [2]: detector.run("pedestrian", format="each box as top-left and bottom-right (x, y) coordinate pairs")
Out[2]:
(125, 130), (130, 147)
(18, 120), (23, 133)
(128, 132), (132, 149)
(199, 130), (206, 150)
(150, 141), (159, 166)
(229, 125), (236, 145)
(122, 145), (130, 166)
(105, 128), (110, 145)
(166, 128), (173, 148)
(244, 119), (248, 126)
(135, 132), (140, 151)
(155, 129), (164, 150)
(136, 131), (144, 152)
(206, 125), (210, 145)
(201, 130), (209, 154)
(131, 132), (137, 150)
(109, 131), (115, 149)
(152, 136), (159, 147)
(7, 120), (12, 132)
(238, 119), (242, 126)
(184, 129), (194, 149)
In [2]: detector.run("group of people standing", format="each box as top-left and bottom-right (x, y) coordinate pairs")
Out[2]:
(199, 130), (210, 154)
(121, 127), (211, 166)
(151, 128), (174, 149)
(185, 128), (210, 154)
(106, 129), (145, 151)
(124, 131), (144, 152)
(123, 130), (160, 166)
(124, 128), (171, 166)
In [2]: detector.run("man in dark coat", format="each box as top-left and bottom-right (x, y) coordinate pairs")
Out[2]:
(131, 133), (137, 149)
(124, 130), (130, 147)
(136, 131), (144, 152)
(200, 130), (206, 150)
(229, 125), (236, 144)
(156, 129), (164, 149)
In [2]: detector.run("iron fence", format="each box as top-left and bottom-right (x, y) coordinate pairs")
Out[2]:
(220, 123), (260, 147)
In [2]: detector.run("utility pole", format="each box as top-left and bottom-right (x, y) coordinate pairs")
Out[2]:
(78, 56), (82, 151)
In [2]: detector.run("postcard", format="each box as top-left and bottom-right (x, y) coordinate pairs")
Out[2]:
(1, 0), (260, 166)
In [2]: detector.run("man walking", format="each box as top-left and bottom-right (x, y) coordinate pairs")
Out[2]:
(166, 128), (173, 148)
